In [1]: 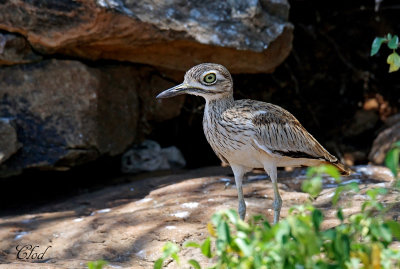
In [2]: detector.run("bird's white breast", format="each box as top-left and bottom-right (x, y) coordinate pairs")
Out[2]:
(203, 102), (267, 168)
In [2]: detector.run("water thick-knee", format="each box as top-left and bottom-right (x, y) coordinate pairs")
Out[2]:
(157, 63), (349, 226)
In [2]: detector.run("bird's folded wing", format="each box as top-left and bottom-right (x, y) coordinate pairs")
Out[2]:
(222, 100), (337, 163)
(253, 115), (336, 162)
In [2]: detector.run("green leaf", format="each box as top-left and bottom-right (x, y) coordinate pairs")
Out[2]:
(234, 238), (252, 256)
(188, 259), (202, 269)
(385, 147), (400, 178)
(87, 260), (108, 269)
(347, 258), (362, 268)
(371, 223), (392, 243)
(201, 237), (212, 258)
(323, 165), (341, 180)
(334, 234), (350, 261)
(323, 229), (336, 241)
(306, 164), (340, 181)
(162, 242), (179, 258)
(388, 35), (399, 49)
(211, 212), (222, 227)
(224, 209), (239, 225)
(251, 215), (266, 223)
(387, 52), (400, 72)
(312, 209), (323, 231)
(344, 182), (360, 192)
(366, 188), (388, 200)
(171, 253), (180, 264)
(333, 182), (359, 205)
(380, 225), (393, 242)
(332, 186), (344, 206)
(337, 208), (344, 222)
(217, 220), (231, 244)
(236, 219), (251, 232)
(306, 166), (317, 178)
(371, 37), (386, 56)
(385, 220), (400, 240)
(184, 241), (201, 248)
(154, 258), (164, 269)
(302, 176), (323, 197)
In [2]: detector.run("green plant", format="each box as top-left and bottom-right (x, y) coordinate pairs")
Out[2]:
(155, 165), (400, 269)
(385, 141), (400, 182)
(154, 242), (180, 269)
(301, 164), (358, 205)
(371, 33), (400, 72)
(87, 260), (108, 269)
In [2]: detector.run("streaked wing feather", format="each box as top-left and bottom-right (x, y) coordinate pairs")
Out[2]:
(223, 99), (337, 163)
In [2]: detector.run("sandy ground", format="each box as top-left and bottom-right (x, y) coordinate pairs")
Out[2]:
(0, 165), (398, 269)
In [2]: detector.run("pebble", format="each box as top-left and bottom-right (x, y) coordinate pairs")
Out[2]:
(171, 211), (190, 218)
(181, 202), (199, 209)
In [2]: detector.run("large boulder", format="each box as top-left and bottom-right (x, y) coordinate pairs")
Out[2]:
(0, 119), (20, 164)
(0, 0), (293, 73)
(0, 59), (183, 176)
(369, 114), (400, 164)
(0, 0), (293, 175)
(0, 31), (42, 65)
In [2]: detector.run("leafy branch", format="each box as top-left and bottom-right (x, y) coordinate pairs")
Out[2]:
(385, 141), (400, 188)
(371, 33), (400, 72)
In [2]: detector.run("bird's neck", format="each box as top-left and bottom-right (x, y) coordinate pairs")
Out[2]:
(205, 94), (234, 117)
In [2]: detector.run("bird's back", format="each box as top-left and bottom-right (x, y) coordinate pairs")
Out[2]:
(209, 99), (350, 175)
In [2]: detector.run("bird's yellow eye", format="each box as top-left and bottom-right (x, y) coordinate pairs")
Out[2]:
(203, 73), (217, 84)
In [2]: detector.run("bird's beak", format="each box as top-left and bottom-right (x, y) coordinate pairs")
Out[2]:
(156, 83), (189, 99)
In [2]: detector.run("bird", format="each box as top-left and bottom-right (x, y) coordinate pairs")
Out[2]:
(156, 63), (350, 224)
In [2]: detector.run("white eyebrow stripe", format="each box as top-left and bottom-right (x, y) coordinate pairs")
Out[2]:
(201, 69), (223, 80)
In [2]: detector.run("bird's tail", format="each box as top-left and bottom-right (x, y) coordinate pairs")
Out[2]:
(331, 161), (352, 176)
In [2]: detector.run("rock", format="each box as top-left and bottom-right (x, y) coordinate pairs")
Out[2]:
(0, 0), (293, 73)
(343, 110), (379, 137)
(0, 118), (20, 164)
(0, 165), (395, 268)
(343, 151), (367, 166)
(161, 146), (186, 169)
(369, 113), (400, 164)
(362, 93), (394, 121)
(121, 140), (186, 173)
(0, 59), (183, 176)
(140, 67), (185, 123)
(0, 31), (42, 66)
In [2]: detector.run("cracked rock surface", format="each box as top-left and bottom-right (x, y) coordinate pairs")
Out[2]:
(0, 0), (293, 73)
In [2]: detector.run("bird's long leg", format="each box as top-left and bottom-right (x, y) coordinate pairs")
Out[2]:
(265, 165), (282, 224)
(231, 164), (246, 220)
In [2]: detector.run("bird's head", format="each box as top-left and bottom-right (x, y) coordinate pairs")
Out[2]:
(156, 63), (233, 101)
